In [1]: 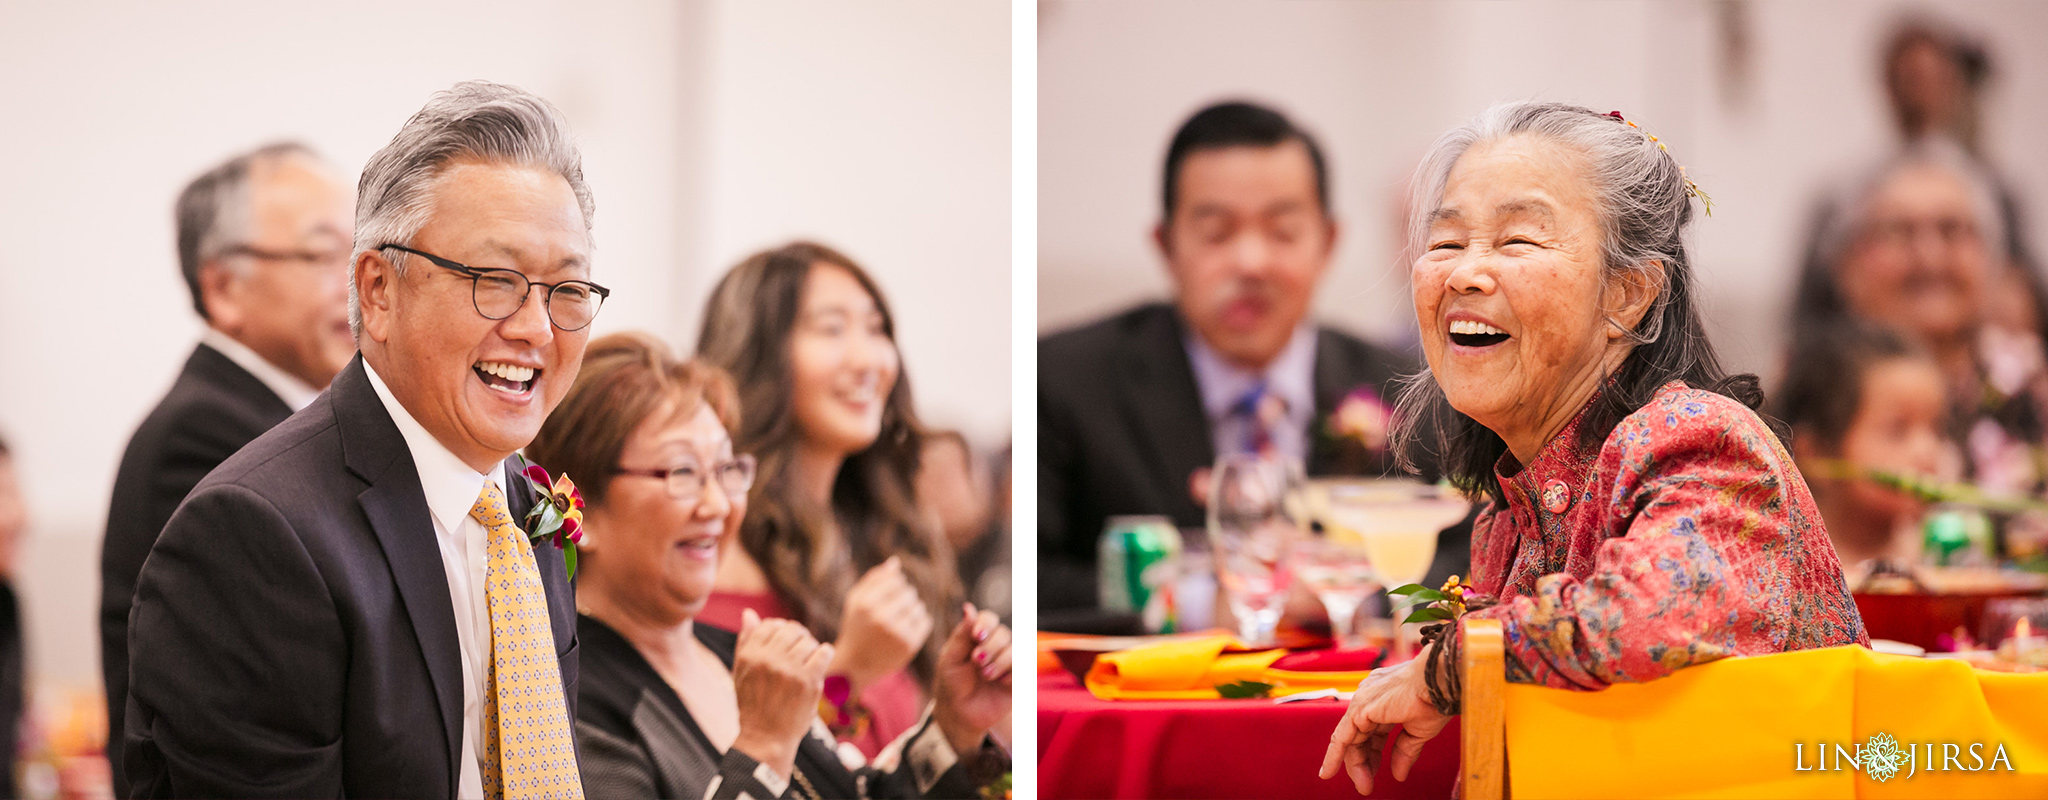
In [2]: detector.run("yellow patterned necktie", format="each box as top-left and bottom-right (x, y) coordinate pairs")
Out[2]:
(470, 480), (584, 800)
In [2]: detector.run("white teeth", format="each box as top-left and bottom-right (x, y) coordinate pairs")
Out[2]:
(477, 362), (535, 383)
(1449, 320), (1507, 336)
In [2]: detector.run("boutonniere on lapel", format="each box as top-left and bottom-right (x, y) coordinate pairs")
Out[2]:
(517, 459), (585, 579)
(1322, 386), (1392, 453)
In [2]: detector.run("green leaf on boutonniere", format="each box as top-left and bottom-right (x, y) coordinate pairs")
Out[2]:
(1402, 606), (1456, 624)
(1387, 584), (1430, 595)
(1215, 680), (1274, 699)
(530, 501), (561, 541)
(563, 542), (577, 580)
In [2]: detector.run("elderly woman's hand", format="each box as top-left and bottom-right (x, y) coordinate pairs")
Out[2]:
(730, 608), (836, 779)
(932, 603), (1012, 754)
(830, 556), (933, 691)
(1318, 650), (1451, 796)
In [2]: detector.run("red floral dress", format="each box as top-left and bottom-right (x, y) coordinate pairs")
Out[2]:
(1465, 381), (1868, 689)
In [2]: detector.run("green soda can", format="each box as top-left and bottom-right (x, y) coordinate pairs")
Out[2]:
(1099, 516), (1182, 614)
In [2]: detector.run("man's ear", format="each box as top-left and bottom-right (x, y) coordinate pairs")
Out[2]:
(198, 262), (243, 331)
(1604, 262), (1667, 340)
(355, 249), (399, 344)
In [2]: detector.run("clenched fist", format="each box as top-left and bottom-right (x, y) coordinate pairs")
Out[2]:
(730, 608), (835, 779)
(830, 556), (933, 692)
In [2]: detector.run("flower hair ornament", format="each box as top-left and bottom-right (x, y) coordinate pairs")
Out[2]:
(1607, 110), (1715, 217)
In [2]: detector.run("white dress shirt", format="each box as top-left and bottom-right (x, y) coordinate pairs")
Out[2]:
(364, 362), (497, 800)
(1184, 324), (1319, 465)
(200, 328), (323, 411)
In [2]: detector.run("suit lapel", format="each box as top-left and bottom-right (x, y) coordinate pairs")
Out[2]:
(1118, 307), (1215, 511)
(331, 358), (464, 792)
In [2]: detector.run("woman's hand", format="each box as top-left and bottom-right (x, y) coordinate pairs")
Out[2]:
(1318, 651), (1452, 796)
(830, 556), (933, 690)
(932, 603), (1012, 755)
(730, 608), (836, 779)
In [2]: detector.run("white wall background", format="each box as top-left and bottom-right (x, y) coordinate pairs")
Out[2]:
(1039, 0), (2048, 378)
(0, 0), (1008, 697)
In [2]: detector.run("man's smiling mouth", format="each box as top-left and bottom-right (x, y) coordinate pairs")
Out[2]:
(474, 360), (538, 393)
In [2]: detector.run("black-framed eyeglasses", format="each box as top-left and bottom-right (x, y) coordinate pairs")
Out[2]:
(378, 244), (611, 331)
(615, 454), (758, 503)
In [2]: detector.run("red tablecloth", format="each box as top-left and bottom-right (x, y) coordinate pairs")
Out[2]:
(1037, 671), (1459, 799)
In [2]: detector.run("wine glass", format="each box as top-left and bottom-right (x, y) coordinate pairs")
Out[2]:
(1206, 454), (1305, 647)
(1312, 479), (1471, 659)
(1294, 536), (1377, 649)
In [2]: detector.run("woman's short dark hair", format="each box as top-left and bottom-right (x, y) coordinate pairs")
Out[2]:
(1770, 321), (1925, 454)
(1162, 100), (1330, 221)
(1391, 101), (1767, 507)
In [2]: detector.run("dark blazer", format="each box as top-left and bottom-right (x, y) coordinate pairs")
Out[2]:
(1039, 302), (1446, 611)
(577, 615), (989, 800)
(123, 356), (578, 799)
(100, 343), (295, 794)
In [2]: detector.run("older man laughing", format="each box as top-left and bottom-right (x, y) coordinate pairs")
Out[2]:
(125, 81), (604, 799)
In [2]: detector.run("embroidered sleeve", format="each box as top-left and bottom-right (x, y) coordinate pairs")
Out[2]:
(1472, 394), (1864, 689)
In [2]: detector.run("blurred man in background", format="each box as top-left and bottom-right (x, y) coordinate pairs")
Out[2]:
(97, 142), (354, 795)
(1038, 101), (1434, 614)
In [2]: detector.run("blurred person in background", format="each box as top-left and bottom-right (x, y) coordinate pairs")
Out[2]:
(1883, 14), (2037, 273)
(3, 434), (115, 799)
(527, 333), (1010, 799)
(1038, 100), (1459, 616)
(0, 435), (23, 798)
(696, 241), (964, 759)
(916, 432), (1010, 623)
(1793, 142), (2048, 501)
(95, 142), (354, 796)
(1772, 322), (1954, 584)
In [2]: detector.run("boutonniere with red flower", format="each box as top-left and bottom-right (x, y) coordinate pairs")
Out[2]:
(517, 457), (584, 579)
(1323, 386), (1392, 452)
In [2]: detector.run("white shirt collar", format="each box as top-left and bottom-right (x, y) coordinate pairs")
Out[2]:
(1184, 322), (1319, 425)
(362, 360), (504, 535)
(200, 328), (323, 411)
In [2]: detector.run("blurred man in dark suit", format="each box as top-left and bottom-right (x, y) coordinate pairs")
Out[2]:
(125, 81), (595, 798)
(1040, 101), (1467, 614)
(98, 141), (355, 795)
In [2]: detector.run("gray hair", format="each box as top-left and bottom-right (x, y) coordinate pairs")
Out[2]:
(175, 141), (321, 321)
(1391, 101), (1759, 505)
(1810, 137), (2006, 277)
(348, 81), (595, 339)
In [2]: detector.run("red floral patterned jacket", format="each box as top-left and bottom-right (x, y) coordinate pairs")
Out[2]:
(1465, 381), (1868, 689)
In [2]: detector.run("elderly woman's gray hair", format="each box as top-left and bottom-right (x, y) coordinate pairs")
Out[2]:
(176, 142), (322, 321)
(348, 80), (595, 338)
(1392, 101), (1760, 503)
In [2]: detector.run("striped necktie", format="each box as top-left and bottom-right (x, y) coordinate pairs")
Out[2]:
(470, 480), (584, 800)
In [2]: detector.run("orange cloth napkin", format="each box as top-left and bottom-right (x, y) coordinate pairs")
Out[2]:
(1502, 645), (2048, 799)
(1083, 634), (1371, 700)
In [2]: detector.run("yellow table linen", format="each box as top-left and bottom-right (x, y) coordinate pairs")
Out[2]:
(1502, 645), (2048, 800)
(1082, 634), (1372, 700)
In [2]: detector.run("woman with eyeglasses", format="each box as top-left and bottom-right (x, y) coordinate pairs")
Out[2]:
(695, 242), (967, 757)
(526, 333), (1011, 799)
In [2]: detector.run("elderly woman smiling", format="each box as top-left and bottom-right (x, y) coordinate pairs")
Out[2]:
(526, 333), (1011, 800)
(1320, 102), (1867, 794)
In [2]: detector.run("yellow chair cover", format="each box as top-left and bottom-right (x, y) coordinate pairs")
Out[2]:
(1504, 645), (2048, 799)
